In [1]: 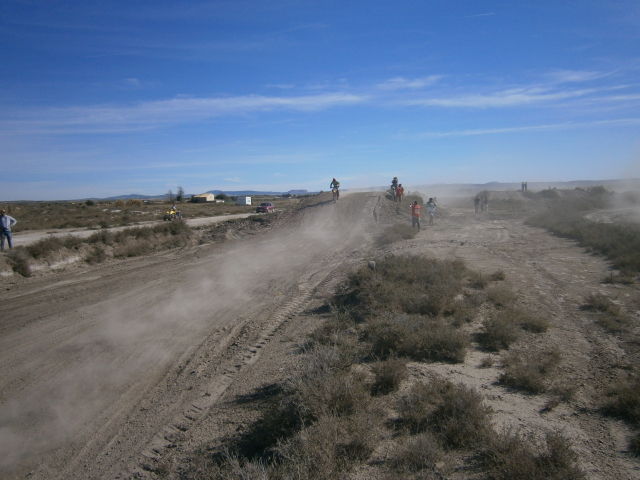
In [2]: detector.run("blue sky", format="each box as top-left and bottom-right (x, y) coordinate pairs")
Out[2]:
(1, 1), (639, 200)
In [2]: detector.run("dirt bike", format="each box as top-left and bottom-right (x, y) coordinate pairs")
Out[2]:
(332, 187), (339, 202)
(163, 210), (180, 221)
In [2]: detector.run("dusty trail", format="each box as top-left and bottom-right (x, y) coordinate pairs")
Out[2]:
(3, 194), (640, 479)
(0, 193), (378, 479)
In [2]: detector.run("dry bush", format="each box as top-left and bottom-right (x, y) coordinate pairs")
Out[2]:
(85, 245), (107, 264)
(489, 270), (506, 281)
(274, 413), (380, 479)
(371, 355), (408, 395)
(113, 199), (126, 207)
(292, 346), (372, 420)
(467, 270), (488, 289)
(25, 235), (83, 259)
(603, 272), (635, 285)
(480, 356), (494, 368)
(391, 432), (445, 472)
(7, 248), (31, 277)
(339, 255), (467, 318)
(478, 310), (520, 351)
(518, 312), (550, 333)
(499, 349), (561, 394)
(398, 377), (492, 449)
(597, 313), (633, 333)
(630, 433), (640, 456)
(604, 374), (640, 423)
(481, 430), (585, 480)
(377, 223), (418, 246)
(126, 198), (143, 206)
(583, 293), (621, 315)
(365, 314), (469, 363)
(485, 285), (517, 308)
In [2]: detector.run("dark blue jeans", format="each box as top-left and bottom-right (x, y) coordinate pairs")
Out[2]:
(1, 229), (12, 250)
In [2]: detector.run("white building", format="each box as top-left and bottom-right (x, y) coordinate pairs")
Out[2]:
(237, 196), (251, 206)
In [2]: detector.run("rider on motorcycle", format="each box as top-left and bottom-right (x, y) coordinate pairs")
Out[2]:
(330, 178), (340, 199)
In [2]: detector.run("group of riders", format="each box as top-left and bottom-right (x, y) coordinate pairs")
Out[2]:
(330, 176), (436, 230)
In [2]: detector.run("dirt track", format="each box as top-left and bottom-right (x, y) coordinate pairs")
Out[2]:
(1, 193), (640, 479)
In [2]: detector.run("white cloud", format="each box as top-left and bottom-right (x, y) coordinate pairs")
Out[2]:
(401, 86), (600, 108)
(545, 70), (612, 84)
(408, 118), (640, 138)
(1, 92), (368, 134)
(224, 177), (241, 182)
(377, 76), (442, 90)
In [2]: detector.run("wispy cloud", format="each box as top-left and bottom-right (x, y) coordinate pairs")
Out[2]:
(1, 93), (368, 134)
(224, 177), (241, 182)
(407, 118), (640, 138)
(465, 13), (495, 18)
(545, 69), (613, 84)
(400, 86), (601, 108)
(377, 76), (442, 90)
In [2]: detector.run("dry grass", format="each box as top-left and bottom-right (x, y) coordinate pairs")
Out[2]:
(582, 293), (632, 333)
(398, 376), (493, 449)
(478, 310), (521, 351)
(499, 348), (562, 394)
(371, 355), (408, 395)
(604, 374), (640, 423)
(377, 223), (418, 246)
(489, 270), (506, 281)
(7, 248), (31, 277)
(481, 430), (585, 480)
(339, 255), (467, 318)
(391, 432), (445, 472)
(365, 314), (470, 363)
(485, 285), (518, 308)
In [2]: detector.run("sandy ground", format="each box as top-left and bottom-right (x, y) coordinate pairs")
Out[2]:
(10, 213), (257, 247)
(1, 193), (639, 479)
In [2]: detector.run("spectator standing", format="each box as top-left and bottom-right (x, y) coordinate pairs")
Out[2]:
(0, 209), (17, 251)
(410, 201), (421, 231)
(474, 195), (480, 213)
(426, 198), (437, 226)
(396, 184), (404, 202)
(484, 196), (489, 213)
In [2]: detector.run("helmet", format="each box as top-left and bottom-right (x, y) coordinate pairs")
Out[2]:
(333, 178), (336, 181)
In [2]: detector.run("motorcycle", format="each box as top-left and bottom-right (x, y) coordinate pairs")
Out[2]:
(332, 187), (339, 202)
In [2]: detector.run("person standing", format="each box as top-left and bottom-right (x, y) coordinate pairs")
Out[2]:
(0, 209), (17, 251)
(474, 195), (480, 213)
(426, 198), (437, 226)
(410, 201), (421, 231)
(396, 184), (404, 202)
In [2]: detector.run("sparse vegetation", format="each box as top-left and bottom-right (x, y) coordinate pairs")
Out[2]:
(398, 376), (493, 448)
(478, 310), (521, 351)
(526, 187), (640, 274)
(377, 223), (417, 246)
(499, 348), (561, 394)
(481, 430), (585, 480)
(7, 248), (31, 277)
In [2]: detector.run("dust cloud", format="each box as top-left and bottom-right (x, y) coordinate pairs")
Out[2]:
(0, 193), (373, 472)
